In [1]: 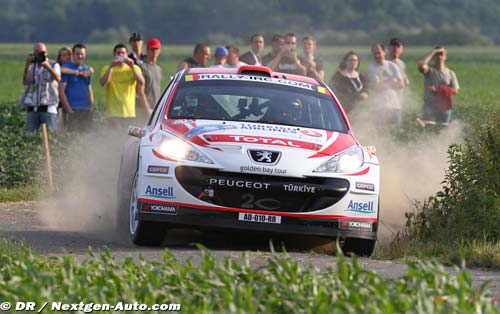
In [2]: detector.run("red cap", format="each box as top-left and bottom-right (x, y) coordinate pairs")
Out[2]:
(147, 38), (161, 49)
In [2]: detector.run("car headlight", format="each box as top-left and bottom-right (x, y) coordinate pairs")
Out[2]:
(157, 132), (214, 164)
(313, 146), (364, 173)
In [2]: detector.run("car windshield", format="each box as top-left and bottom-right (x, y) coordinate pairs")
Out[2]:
(167, 77), (348, 133)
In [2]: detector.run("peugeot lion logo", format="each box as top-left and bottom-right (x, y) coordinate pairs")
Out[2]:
(248, 150), (281, 165)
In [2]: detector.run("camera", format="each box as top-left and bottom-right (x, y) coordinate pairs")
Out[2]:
(34, 51), (47, 63)
(117, 56), (126, 62)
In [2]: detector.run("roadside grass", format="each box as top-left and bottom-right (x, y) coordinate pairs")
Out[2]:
(376, 234), (500, 270)
(0, 238), (30, 264)
(0, 240), (497, 314)
(0, 185), (39, 202)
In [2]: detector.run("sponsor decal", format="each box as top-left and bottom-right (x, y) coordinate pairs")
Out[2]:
(355, 182), (375, 192)
(346, 200), (375, 213)
(208, 178), (271, 190)
(196, 74), (315, 91)
(147, 165), (170, 175)
(240, 165), (287, 174)
(283, 184), (316, 193)
(143, 185), (175, 199)
(185, 124), (237, 138)
(142, 203), (177, 215)
(240, 124), (298, 134)
(204, 134), (320, 151)
(300, 129), (322, 137)
(317, 86), (326, 94)
(248, 150), (281, 165)
(340, 220), (372, 231)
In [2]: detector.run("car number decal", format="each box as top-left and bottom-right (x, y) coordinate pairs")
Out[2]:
(238, 213), (282, 224)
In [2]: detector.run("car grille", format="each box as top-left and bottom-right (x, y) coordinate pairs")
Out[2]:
(175, 166), (349, 213)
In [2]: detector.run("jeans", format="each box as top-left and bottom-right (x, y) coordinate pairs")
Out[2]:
(26, 112), (58, 132)
(423, 103), (451, 125)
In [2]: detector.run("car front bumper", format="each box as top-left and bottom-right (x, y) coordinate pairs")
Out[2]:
(136, 199), (378, 240)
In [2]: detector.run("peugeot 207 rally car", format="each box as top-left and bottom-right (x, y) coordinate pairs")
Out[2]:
(117, 65), (380, 256)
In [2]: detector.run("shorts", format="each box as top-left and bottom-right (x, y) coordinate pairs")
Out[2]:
(26, 112), (57, 132)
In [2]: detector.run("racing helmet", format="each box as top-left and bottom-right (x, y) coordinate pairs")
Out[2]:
(185, 95), (199, 107)
(271, 96), (303, 124)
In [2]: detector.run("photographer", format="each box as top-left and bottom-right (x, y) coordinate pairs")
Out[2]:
(21, 42), (61, 132)
(263, 33), (306, 76)
(100, 43), (147, 130)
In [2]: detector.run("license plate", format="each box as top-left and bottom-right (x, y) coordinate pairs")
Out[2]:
(238, 213), (282, 224)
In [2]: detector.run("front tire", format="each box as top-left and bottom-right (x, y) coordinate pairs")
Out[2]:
(129, 171), (168, 246)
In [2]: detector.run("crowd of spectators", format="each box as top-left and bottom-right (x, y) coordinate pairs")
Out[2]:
(20, 32), (459, 132)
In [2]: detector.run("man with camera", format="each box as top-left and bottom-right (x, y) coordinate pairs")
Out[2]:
(263, 33), (306, 76)
(21, 42), (61, 132)
(100, 43), (146, 130)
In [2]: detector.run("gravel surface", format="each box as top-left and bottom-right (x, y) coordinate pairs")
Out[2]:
(2, 201), (500, 297)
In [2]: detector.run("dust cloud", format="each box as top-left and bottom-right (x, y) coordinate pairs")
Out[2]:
(36, 96), (464, 245)
(349, 92), (464, 240)
(37, 127), (130, 241)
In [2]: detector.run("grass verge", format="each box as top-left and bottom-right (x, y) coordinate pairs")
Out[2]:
(0, 185), (39, 202)
(0, 239), (498, 313)
(377, 234), (500, 270)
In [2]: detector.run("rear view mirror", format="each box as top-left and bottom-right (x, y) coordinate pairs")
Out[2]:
(128, 126), (146, 138)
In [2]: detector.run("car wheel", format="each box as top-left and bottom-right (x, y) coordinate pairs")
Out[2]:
(129, 171), (168, 246)
(340, 238), (376, 257)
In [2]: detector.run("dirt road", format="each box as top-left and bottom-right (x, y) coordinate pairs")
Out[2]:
(2, 201), (500, 297)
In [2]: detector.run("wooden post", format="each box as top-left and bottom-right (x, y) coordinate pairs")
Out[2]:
(41, 123), (54, 190)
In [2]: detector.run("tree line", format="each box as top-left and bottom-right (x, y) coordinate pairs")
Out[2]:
(1, 0), (499, 45)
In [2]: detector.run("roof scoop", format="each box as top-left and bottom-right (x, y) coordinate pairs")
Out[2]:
(237, 65), (272, 77)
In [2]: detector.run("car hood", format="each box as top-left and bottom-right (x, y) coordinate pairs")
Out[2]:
(161, 119), (358, 159)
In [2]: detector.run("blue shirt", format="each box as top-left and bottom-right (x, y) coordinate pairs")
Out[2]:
(61, 62), (91, 110)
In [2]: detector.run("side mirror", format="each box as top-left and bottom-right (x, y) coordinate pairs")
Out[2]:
(128, 126), (146, 138)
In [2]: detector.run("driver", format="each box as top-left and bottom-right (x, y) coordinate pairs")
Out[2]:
(270, 96), (303, 124)
(183, 94), (222, 119)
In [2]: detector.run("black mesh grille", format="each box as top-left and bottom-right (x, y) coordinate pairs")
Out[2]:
(175, 166), (349, 213)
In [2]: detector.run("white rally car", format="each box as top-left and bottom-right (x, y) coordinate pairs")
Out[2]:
(117, 65), (380, 256)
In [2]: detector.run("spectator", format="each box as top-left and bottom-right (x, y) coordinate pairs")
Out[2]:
(262, 34), (284, 67)
(58, 43), (94, 132)
(299, 36), (324, 81)
(240, 33), (265, 65)
(364, 43), (405, 125)
(56, 47), (72, 130)
(57, 47), (72, 67)
(264, 33), (306, 75)
(140, 38), (163, 109)
(329, 51), (368, 114)
(417, 46), (460, 125)
(224, 45), (247, 68)
(59, 46), (93, 78)
(210, 47), (228, 68)
(177, 43), (211, 71)
(100, 43), (146, 129)
(388, 37), (410, 87)
(21, 42), (61, 132)
(128, 32), (146, 65)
